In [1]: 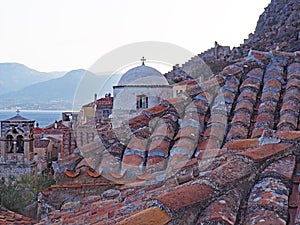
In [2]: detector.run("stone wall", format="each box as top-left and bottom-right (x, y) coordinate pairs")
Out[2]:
(0, 163), (36, 180)
(242, 0), (299, 53)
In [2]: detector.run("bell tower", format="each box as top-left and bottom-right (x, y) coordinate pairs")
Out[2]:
(0, 111), (36, 179)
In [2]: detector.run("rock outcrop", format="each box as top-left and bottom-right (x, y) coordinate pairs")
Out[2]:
(165, 0), (300, 83)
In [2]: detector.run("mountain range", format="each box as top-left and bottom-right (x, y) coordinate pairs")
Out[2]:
(0, 63), (65, 95)
(0, 63), (119, 110)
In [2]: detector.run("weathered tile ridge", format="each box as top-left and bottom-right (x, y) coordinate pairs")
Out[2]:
(38, 50), (300, 224)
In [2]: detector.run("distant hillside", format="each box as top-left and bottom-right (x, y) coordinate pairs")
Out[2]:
(0, 63), (65, 95)
(0, 69), (116, 110)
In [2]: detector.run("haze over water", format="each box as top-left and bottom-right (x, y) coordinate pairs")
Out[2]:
(0, 110), (63, 127)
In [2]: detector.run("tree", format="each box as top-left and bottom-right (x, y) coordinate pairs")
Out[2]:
(0, 173), (55, 214)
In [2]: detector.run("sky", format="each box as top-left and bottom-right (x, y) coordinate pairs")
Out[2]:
(0, 0), (271, 72)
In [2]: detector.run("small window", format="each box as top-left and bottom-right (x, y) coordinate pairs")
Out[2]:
(6, 135), (13, 153)
(136, 95), (148, 109)
(103, 109), (110, 117)
(16, 135), (24, 153)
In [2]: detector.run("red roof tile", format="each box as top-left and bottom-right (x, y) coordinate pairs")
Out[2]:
(125, 114), (151, 131)
(263, 155), (295, 181)
(39, 50), (300, 224)
(153, 183), (216, 211)
(151, 122), (176, 139)
(147, 138), (171, 156)
(122, 154), (144, 169)
(118, 207), (171, 225)
(236, 143), (292, 162)
(276, 131), (300, 140)
(196, 189), (241, 224)
(34, 139), (50, 148)
(0, 206), (36, 225)
(244, 210), (286, 225)
(64, 169), (81, 178)
(223, 138), (259, 150)
(142, 103), (169, 119)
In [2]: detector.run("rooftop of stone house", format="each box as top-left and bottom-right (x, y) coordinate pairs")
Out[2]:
(0, 206), (36, 225)
(36, 49), (300, 225)
(34, 139), (50, 148)
(82, 95), (113, 108)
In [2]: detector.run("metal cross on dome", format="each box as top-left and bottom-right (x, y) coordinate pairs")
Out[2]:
(141, 56), (146, 65)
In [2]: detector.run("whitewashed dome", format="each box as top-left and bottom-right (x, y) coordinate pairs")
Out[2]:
(117, 64), (169, 86)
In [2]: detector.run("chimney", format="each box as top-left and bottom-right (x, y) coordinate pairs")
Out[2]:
(94, 93), (97, 102)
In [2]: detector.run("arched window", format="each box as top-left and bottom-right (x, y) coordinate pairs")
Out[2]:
(16, 135), (24, 153)
(6, 135), (13, 153)
(136, 95), (148, 109)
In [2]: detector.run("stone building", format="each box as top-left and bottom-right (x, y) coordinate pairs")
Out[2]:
(0, 111), (37, 179)
(112, 58), (173, 127)
(79, 93), (113, 126)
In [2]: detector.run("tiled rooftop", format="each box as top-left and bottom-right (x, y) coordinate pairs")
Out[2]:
(0, 206), (36, 225)
(39, 50), (300, 224)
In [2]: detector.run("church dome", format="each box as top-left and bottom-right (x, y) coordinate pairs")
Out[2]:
(117, 64), (169, 86)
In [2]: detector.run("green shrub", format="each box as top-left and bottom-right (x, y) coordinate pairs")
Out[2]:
(0, 173), (55, 214)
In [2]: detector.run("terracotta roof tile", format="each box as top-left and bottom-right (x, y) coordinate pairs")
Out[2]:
(223, 138), (259, 150)
(142, 103), (169, 119)
(34, 139), (50, 148)
(254, 112), (275, 127)
(209, 112), (228, 125)
(153, 183), (216, 211)
(125, 114), (151, 131)
(261, 89), (281, 102)
(251, 126), (268, 138)
(283, 87), (300, 102)
(209, 158), (253, 188)
(278, 113), (298, 130)
(280, 99), (299, 113)
(226, 124), (249, 141)
(175, 125), (200, 140)
(286, 79), (300, 90)
(147, 138), (171, 157)
(234, 99), (254, 114)
(276, 131), (300, 141)
(258, 100), (278, 114)
(185, 77), (221, 97)
(246, 177), (289, 222)
(170, 137), (197, 156)
(151, 121), (176, 139)
(240, 77), (261, 91)
(118, 207), (171, 225)
(203, 124), (226, 141)
(220, 64), (243, 78)
(231, 111), (252, 127)
(262, 155), (295, 181)
(40, 50), (300, 224)
(287, 63), (300, 79)
(244, 210), (286, 225)
(64, 169), (81, 178)
(264, 78), (282, 91)
(0, 206), (36, 225)
(126, 136), (148, 152)
(86, 168), (102, 178)
(238, 88), (258, 105)
(196, 189), (241, 224)
(146, 156), (166, 171)
(198, 137), (222, 150)
(122, 154), (144, 169)
(189, 99), (209, 114)
(161, 97), (187, 116)
(235, 143), (292, 162)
